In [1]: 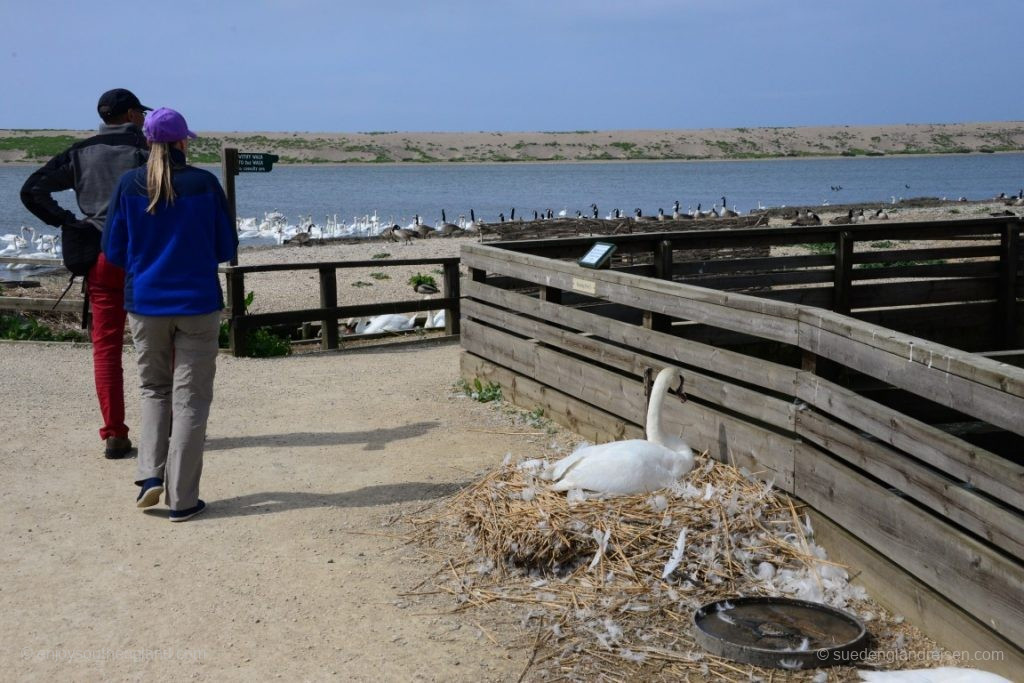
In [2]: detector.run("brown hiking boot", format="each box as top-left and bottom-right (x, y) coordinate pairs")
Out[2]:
(104, 436), (133, 459)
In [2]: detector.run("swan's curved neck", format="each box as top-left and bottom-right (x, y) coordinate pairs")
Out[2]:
(645, 368), (676, 445)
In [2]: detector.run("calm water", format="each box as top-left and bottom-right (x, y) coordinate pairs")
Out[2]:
(3, 153), (1022, 234)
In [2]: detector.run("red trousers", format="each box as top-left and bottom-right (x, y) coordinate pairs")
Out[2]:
(87, 252), (129, 441)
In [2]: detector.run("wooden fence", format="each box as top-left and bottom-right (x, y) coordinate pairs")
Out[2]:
(222, 257), (460, 356)
(0, 256), (81, 314)
(458, 216), (1024, 674)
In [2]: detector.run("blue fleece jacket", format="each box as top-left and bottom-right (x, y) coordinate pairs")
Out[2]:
(103, 150), (237, 316)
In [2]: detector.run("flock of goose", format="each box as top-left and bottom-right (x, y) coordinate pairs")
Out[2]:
(234, 196), (751, 248)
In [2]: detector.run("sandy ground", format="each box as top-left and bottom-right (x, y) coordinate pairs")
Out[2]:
(0, 340), (572, 681)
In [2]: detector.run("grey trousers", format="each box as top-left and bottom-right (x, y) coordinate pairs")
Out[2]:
(129, 311), (221, 511)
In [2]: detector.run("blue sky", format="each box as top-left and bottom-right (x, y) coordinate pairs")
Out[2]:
(1, 0), (1019, 132)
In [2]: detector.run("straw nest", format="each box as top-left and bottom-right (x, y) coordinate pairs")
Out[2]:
(411, 454), (939, 682)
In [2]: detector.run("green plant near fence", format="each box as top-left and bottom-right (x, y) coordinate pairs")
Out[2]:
(855, 259), (946, 270)
(0, 313), (87, 342)
(408, 273), (437, 288)
(218, 291), (291, 357)
(801, 242), (836, 255)
(457, 377), (502, 403)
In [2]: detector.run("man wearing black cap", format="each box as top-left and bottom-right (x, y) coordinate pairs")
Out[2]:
(20, 88), (151, 459)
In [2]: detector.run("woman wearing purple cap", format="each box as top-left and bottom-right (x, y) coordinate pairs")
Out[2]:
(103, 108), (237, 522)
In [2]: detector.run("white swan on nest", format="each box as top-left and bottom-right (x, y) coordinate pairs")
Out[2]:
(545, 367), (695, 494)
(360, 313), (417, 334)
(859, 667), (1012, 683)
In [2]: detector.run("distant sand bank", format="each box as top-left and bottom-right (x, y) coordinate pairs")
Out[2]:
(2, 121), (1022, 165)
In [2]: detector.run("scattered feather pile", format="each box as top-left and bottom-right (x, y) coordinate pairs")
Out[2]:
(411, 455), (942, 681)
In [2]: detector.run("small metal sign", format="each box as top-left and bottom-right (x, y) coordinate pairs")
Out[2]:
(577, 241), (617, 269)
(235, 152), (279, 174)
(572, 277), (597, 294)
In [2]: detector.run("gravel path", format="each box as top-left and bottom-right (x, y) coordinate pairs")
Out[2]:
(0, 340), (568, 680)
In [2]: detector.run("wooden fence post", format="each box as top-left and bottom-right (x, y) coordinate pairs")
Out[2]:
(319, 266), (338, 350)
(833, 230), (853, 315)
(999, 221), (1020, 349)
(221, 147), (239, 268)
(443, 260), (461, 335)
(646, 239), (674, 333)
(226, 268), (247, 357)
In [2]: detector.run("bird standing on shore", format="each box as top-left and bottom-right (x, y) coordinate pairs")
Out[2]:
(720, 196), (739, 218)
(413, 215), (435, 238)
(389, 224), (419, 244)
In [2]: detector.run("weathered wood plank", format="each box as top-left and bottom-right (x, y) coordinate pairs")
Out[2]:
(856, 301), (996, 334)
(485, 217), (1016, 257)
(850, 278), (998, 308)
(0, 296), (81, 313)
(223, 256), (459, 275)
(241, 297), (458, 328)
(463, 244), (802, 344)
(807, 509), (1024, 681)
(683, 269), (835, 289)
(0, 257), (63, 267)
(443, 261), (461, 336)
(793, 449), (1024, 650)
(227, 270), (247, 356)
(752, 278), (1001, 310)
(852, 244), (1000, 264)
(801, 309), (1024, 402)
(463, 279), (801, 396)
(795, 406), (1024, 559)
(318, 266), (339, 351)
(999, 222), (1020, 349)
(462, 298), (797, 431)
(851, 260), (999, 282)
(801, 322), (1024, 436)
(462, 320), (796, 486)
(673, 253), (835, 276)
(460, 352), (641, 444)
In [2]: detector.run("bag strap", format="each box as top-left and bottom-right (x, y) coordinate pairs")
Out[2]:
(51, 275), (91, 330)
(51, 275), (77, 311)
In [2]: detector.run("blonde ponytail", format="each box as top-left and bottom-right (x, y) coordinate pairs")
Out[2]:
(146, 142), (177, 214)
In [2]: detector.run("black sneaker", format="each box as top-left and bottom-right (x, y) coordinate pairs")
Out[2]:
(105, 436), (133, 459)
(169, 500), (206, 522)
(136, 478), (164, 508)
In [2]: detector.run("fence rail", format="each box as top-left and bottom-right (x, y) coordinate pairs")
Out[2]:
(221, 257), (461, 356)
(0, 257), (76, 315)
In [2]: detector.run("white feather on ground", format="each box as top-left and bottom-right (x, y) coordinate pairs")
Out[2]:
(661, 528), (688, 579)
(588, 528), (611, 571)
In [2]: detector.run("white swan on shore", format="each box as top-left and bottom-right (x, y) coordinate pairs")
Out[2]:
(545, 367), (694, 494)
(360, 313), (417, 334)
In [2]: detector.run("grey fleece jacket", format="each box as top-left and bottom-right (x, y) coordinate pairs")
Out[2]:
(20, 123), (149, 233)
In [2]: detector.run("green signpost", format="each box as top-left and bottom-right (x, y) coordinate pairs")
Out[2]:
(235, 152), (280, 173)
